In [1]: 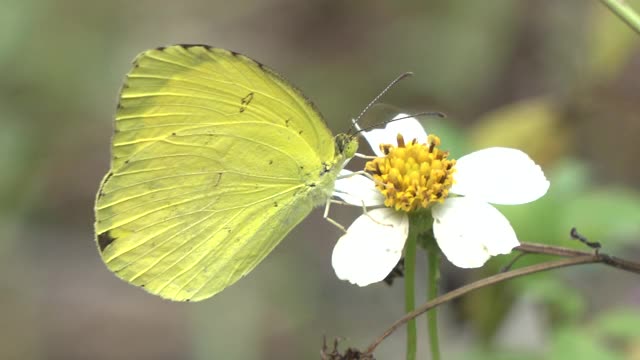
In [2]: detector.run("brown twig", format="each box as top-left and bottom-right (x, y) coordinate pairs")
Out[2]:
(516, 242), (593, 257)
(517, 242), (640, 274)
(364, 245), (640, 355)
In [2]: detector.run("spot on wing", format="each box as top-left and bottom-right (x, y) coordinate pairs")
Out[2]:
(239, 92), (254, 113)
(213, 173), (223, 187)
(98, 232), (116, 252)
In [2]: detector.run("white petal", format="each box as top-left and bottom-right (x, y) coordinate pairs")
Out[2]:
(432, 197), (519, 268)
(450, 147), (550, 205)
(361, 114), (428, 157)
(332, 208), (409, 286)
(333, 170), (385, 207)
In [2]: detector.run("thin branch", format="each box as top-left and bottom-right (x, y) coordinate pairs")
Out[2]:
(517, 242), (640, 274)
(600, 0), (640, 35)
(516, 242), (594, 257)
(598, 253), (640, 274)
(365, 247), (640, 355)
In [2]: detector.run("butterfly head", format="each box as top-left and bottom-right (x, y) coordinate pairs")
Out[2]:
(334, 133), (358, 160)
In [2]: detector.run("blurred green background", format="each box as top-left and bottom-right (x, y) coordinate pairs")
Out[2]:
(2, 0), (640, 359)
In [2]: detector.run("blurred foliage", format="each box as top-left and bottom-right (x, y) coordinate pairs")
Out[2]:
(549, 326), (623, 360)
(470, 97), (571, 168)
(587, 1), (640, 83)
(457, 307), (640, 359)
(594, 308), (640, 340)
(464, 308), (640, 360)
(457, 127), (640, 352)
(1, 0), (640, 359)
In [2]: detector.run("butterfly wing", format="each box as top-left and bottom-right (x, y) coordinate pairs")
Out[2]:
(95, 45), (336, 301)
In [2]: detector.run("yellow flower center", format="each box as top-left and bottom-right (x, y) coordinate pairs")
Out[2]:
(365, 134), (456, 212)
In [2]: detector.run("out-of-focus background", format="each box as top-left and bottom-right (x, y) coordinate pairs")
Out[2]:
(2, 0), (640, 359)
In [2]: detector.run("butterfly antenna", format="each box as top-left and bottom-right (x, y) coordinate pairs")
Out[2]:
(350, 72), (414, 134)
(354, 111), (446, 135)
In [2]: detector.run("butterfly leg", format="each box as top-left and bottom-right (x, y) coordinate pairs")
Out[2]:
(357, 201), (393, 228)
(323, 199), (348, 233)
(340, 170), (396, 193)
(335, 170), (374, 181)
(325, 196), (393, 231)
(333, 171), (392, 227)
(336, 170), (388, 191)
(353, 153), (376, 160)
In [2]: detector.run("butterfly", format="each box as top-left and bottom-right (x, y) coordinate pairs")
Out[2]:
(94, 45), (357, 301)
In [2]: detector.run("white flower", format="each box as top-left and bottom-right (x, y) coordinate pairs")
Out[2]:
(330, 114), (550, 286)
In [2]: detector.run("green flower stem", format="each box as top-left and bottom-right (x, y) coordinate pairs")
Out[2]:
(404, 228), (418, 360)
(426, 247), (441, 360)
(600, 0), (640, 34)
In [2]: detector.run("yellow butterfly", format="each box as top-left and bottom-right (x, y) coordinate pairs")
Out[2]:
(94, 45), (358, 301)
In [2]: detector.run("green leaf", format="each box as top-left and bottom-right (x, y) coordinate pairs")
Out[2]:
(498, 159), (640, 249)
(545, 159), (592, 198)
(549, 327), (624, 360)
(592, 308), (640, 339)
(560, 189), (640, 248)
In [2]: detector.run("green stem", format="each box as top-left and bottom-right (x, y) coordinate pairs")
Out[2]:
(404, 228), (417, 360)
(426, 248), (441, 360)
(600, 0), (640, 34)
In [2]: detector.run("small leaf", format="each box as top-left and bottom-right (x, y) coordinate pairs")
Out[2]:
(561, 189), (640, 248)
(592, 308), (640, 339)
(550, 327), (624, 360)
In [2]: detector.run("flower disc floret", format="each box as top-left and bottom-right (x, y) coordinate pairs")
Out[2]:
(365, 134), (456, 212)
